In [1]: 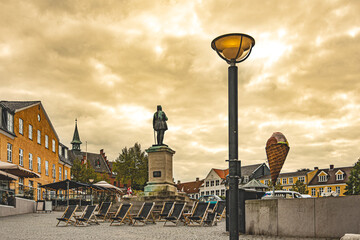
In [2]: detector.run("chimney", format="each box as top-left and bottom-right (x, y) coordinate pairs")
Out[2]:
(196, 177), (199, 182)
(314, 167), (318, 170)
(330, 164), (334, 170)
(100, 149), (104, 155)
(177, 180), (181, 184)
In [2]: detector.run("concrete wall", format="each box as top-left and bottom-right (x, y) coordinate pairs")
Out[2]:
(246, 196), (360, 238)
(0, 197), (35, 217)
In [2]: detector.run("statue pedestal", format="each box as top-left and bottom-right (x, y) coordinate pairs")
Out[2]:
(144, 145), (176, 196)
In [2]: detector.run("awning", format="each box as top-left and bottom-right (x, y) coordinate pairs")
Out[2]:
(94, 180), (123, 192)
(0, 161), (40, 178)
(40, 179), (89, 190)
(0, 169), (19, 181)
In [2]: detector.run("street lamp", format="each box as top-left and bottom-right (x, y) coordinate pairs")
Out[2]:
(211, 33), (255, 239)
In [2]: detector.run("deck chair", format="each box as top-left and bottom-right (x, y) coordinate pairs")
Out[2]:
(56, 205), (78, 226)
(164, 202), (186, 226)
(132, 202), (156, 226)
(186, 202), (210, 226)
(203, 201), (226, 226)
(214, 201), (226, 222)
(95, 202), (112, 221)
(110, 203), (133, 226)
(158, 202), (174, 221)
(75, 205), (99, 226)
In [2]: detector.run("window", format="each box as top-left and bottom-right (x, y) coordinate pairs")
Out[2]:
(52, 164), (56, 179)
(298, 176), (305, 183)
(319, 175), (327, 182)
(37, 157), (41, 173)
(29, 125), (33, 139)
(289, 178), (293, 184)
(282, 178), (287, 184)
(52, 139), (56, 152)
(210, 181), (214, 187)
(29, 153), (33, 170)
(65, 149), (68, 158)
(221, 189), (225, 196)
(19, 118), (23, 134)
(210, 190), (214, 195)
(336, 186), (340, 194)
(327, 187), (332, 192)
(336, 174), (344, 181)
(277, 179), (280, 184)
(244, 176), (249, 183)
(311, 188), (316, 196)
(319, 187), (324, 195)
(59, 167), (62, 181)
(29, 180), (33, 189)
(37, 130), (41, 144)
(265, 180), (269, 185)
(19, 178), (24, 190)
(216, 190), (220, 196)
(65, 169), (68, 180)
(215, 180), (220, 186)
(205, 181), (209, 187)
(37, 114), (41, 122)
(45, 161), (49, 176)
(206, 191), (209, 195)
(37, 183), (41, 200)
(19, 149), (24, 166)
(7, 112), (13, 132)
(201, 192), (204, 196)
(45, 135), (48, 148)
(59, 145), (61, 155)
(7, 143), (12, 162)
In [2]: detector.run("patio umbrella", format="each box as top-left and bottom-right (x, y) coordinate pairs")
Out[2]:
(0, 169), (19, 181)
(0, 161), (40, 178)
(94, 181), (123, 193)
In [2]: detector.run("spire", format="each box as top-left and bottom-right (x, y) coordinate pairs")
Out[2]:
(71, 118), (82, 151)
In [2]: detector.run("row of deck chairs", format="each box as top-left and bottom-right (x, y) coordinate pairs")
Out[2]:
(56, 200), (226, 227)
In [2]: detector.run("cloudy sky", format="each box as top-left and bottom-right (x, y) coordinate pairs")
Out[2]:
(1, 0), (359, 182)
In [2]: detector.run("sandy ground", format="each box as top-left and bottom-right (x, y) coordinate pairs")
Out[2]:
(0, 212), (336, 240)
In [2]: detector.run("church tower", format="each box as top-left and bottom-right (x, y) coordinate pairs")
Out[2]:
(71, 119), (82, 152)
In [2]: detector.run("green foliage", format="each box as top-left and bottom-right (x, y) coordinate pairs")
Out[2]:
(71, 158), (99, 183)
(267, 180), (283, 190)
(113, 143), (148, 191)
(290, 180), (309, 194)
(345, 158), (360, 195)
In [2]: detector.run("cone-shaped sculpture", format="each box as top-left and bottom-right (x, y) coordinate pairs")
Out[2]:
(265, 132), (290, 185)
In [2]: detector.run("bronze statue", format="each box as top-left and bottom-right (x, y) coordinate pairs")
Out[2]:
(153, 105), (168, 145)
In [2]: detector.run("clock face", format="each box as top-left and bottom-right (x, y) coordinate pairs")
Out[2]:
(37, 114), (41, 122)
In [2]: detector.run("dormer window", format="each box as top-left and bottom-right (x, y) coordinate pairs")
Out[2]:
(7, 112), (13, 132)
(319, 175), (327, 182)
(95, 159), (101, 168)
(335, 170), (344, 181)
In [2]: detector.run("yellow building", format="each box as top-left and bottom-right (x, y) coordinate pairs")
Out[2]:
(307, 165), (352, 197)
(258, 169), (318, 192)
(0, 101), (71, 200)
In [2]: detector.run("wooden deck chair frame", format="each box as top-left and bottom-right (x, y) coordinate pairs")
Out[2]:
(158, 202), (175, 222)
(186, 202), (210, 227)
(164, 202), (186, 227)
(75, 205), (99, 226)
(56, 205), (78, 227)
(110, 203), (133, 226)
(132, 202), (156, 226)
(95, 202), (112, 222)
(181, 201), (196, 223)
(215, 201), (226, 222)
(203, 201), (219, 227)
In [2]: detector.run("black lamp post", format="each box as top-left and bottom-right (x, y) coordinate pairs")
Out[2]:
(211, 33), (255, 239)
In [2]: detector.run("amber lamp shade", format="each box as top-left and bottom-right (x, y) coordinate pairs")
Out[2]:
(211, 33), (255, 64)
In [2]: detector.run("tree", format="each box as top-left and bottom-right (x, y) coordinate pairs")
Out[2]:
(71, 158), (99, 183)
(290, 180), (309, 194)
(267, 180), (283, 190)
(345, 158), (360, 195)
(113, 143), (148, 190)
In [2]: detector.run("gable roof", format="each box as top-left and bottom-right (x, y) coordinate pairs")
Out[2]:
(257, 169), (310, 180)
(68, 150), (112, 174)
(308, 166), (353, 186)
(211, 163), (265, 180)
(176, 179), (204, 194)
(0, 101), (59, 140)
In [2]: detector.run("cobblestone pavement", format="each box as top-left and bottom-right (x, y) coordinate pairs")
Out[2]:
(0, 212), (336, 240)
